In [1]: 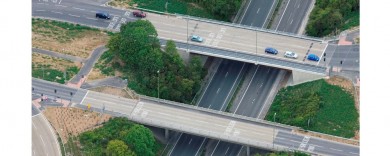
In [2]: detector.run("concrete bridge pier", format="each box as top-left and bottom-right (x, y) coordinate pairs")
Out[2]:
(165, 129), (169, 140)
(246, 146), (250, 156)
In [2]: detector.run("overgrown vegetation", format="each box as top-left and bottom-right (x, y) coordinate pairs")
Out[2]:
(32, 64), (79, 84)
(107, 20), (206, 104)
(126, 0), (241, 21)
(305, 0), (359, 37)
(95, 50), (115, 77)
(32, 18), (99, 43)
(79, 117), (162, 156)
(266, 79), (359, 138)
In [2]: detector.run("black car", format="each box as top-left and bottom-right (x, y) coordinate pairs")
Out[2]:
(96, 12), (110, 19)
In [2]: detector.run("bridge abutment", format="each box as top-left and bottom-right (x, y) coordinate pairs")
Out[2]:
(290, 70), (325, 85)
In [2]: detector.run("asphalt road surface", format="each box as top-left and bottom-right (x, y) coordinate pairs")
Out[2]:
(32, 0), (327, 67)
(275, 0), (313, 34)
(32, 48), (86, 63)
(239, 0), (276, 28)
(169, 60), (248, 156)
(32, 113), (61, 156)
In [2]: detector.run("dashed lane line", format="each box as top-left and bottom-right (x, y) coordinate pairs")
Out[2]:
(330, 148), (343, 152)
(55, 4), (67, 7)
(51, 11), (63, 14)
(85, 17), (98, 21)
(72, 7), (85, 11)
(68, 14), (80, 18)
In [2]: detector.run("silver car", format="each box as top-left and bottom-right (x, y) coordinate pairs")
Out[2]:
(284, 51), (298, 59)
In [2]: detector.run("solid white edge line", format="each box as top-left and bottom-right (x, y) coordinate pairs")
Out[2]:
(262, 0), (277, 28)
(196, 59), (220, 106)
(168, 133), (183, 156)
(275, 0), (291, 30)
(221, 63), (245, 111)
(239, 0), (253, 24)
(317, 44), (328, 66)
(233, 65), (259, 114)
(80, 90), (89, 105)
(59, 0), (62, 5)
(210, 140), (221, 156)
(194, 138), (207, 156)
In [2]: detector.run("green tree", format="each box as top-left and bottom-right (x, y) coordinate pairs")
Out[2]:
(106, 140), (129, 156)
(124, 125), (156, 156)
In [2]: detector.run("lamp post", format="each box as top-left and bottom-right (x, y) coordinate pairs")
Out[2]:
(187, 17), (189, 52)
(157, 70), (160, 103)
(273, 112), (276, 149)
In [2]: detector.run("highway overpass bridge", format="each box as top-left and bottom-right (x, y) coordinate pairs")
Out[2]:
(33, 0), (330, 84)
(32, 78), (359, 155)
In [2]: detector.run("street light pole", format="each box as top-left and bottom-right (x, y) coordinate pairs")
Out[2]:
(187, 17), (189, 52)
(157, 70), (160, 103)
(273, 112), (276, 149)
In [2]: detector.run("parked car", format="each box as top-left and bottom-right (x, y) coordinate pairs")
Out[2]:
(265, 47), (278, 55)
(133, 10), (146, 18)
(307, 54), (320, 61)
(96, 12), (111, 19)
(190, 35), (203, 42)
(284, 51), (298, 59)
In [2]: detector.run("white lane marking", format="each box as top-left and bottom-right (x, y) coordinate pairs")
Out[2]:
(197, 60), (219, 106)
(276, 0), (291, 30)
(188, 138), (192, 144)
(317, 44), (329, 65)
(68, 14), (80, 18)
(36, 10), (45, 12)
(349, 152), (359, 155)
(59, 0), (62, 4)
(80, 91), (89, 104)
(224, 147), (230, 155)
(289, 139), (301, 143)
(262, 0), (276, 28)
(233, 65), (259, 114)
(40, 135), (46, 147)
(32, 121), (37, 130)
(221, 63), (245, 111)
(217, 88), (220, 94)
(72, 7), (85, 11)
(257, 8), (261, 14)
(290, 19), (294, 24)
(330, 148), (343, 152)
(86, 17), (98, 21)
(51, 11), (63, 14)
(225, 72), (229, 77)
(194, 138), (207, 156)
(168, 133), (182, 156)
(210, 140), (220, 156)
(55, 4), (67, 7)
(239, 0), (253, 23)
(90, 10), (96, 13)
(297, 3), (300, 8)
(33, 150), (36, 156)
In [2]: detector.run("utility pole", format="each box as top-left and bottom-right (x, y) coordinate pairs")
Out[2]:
(187, 17), (189, 52)
(157, 70), (160, 103)
(273, 112), (276, 149)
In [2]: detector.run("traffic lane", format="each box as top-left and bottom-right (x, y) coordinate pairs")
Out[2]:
(211, 141), (242, 156)
(329, 45), (360, 70)
(276, 0), (312, 33)
(32, 105), (40, 116)
(238, 68), (280, 118)
(169, 134), (206, 156)
(32, 114), (61, 156)
(240, 0), (275, 27)
(33, 1), (327, 66)
(80, 91), (137, 113)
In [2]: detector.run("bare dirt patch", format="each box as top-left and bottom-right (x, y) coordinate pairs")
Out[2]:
(325, 76), (360, 141)
(90, 86), (137, 99)
(43, 107), (111, 143)
(86, 68), (110, 82)
(32, 19), (109, 58)
(32, 53), (82, 71)
(108, 0), (134, 9)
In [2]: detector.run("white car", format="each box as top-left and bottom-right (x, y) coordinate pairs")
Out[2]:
(284, 51), (298, 59)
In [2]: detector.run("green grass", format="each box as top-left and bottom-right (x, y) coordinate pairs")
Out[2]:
(32, 64), (80, 84)
(342, 11), (360, 31)
(32, 18), (99, 43)
(95, 50), (115, 76)
(131, 0), (215, 19)
(265, 79), (359, 138)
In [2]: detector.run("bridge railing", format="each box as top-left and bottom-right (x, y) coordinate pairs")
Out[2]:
(139, 95), (299, 131)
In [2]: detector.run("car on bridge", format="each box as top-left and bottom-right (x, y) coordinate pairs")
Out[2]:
(284, 51), (298, 59)
(133, 10), (146, 18)
(265, 47), (278, 55)
(96, 12), (111, 19)
(190, 35), (203, 42)
(307, 54), (320, 61)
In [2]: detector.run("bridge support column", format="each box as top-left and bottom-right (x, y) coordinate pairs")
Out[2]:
(291, 70), (325, 85)
(165, 129), (169, 140)
(246, 146), (250, 156)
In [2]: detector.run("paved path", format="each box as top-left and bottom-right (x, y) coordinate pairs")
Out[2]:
(69, 45), (107, 84)
(81, 76), (128, 89)
(32, 48), (86, 63)
(32, 110), (61, 156)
